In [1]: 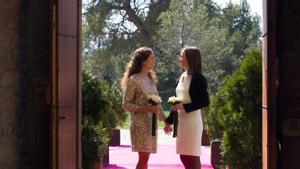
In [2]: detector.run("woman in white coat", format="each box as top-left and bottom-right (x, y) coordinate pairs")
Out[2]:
(164, 46), (209, 169)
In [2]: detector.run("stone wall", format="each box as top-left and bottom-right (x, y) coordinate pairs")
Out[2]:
(0, 1), (51, 169)
(0, 1), (23, 168)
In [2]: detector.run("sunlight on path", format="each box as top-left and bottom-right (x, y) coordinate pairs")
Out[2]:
(105, 129), (213, 169)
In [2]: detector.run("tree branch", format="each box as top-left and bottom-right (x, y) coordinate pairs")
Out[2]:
(123, 0), (151, 40)
(107, 0), (151, 42)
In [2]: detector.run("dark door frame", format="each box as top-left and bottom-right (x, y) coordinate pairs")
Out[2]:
(50, 0), (82, 169)
(262, 0), (278, 168)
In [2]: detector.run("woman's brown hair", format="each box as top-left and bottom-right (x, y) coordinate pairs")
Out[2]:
(181, 46), (202, 75)
(121, 47), (157, 91)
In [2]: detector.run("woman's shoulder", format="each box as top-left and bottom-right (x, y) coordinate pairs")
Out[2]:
(129, 74), (138, 79)
(127, 75), (139, 85)
(190, 72), (208, 91)
(192, 72), (206, 81)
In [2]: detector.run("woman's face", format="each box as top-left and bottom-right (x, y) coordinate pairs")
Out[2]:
(142, 52), (155, 71)
(179, 50), (189, 70)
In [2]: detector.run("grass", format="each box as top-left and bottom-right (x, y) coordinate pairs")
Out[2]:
(118, 111), (170, 129)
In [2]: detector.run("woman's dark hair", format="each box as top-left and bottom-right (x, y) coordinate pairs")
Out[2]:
(181, 46), (202, 75)
(121, 47), (157, 91)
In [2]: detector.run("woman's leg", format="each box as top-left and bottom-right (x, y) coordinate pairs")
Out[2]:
(191, 156), (200, 169)
(180, 154), (201, 169)
(136, 152), (150, 169)
(180, 155), (189, 168)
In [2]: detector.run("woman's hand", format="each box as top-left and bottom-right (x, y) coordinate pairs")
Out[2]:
(172, 103), (184, 111)
(164, 123), (173, 135)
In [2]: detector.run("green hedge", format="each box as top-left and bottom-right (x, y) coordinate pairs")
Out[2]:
(207, 48), (262, 169)
(82, 70), (127, 169)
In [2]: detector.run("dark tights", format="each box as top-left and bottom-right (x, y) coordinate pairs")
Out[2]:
(180, 154), (201, 169)
(136, 152), (150, 169)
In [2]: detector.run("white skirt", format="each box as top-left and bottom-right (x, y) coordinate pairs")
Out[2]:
(176, 109), (203, 156)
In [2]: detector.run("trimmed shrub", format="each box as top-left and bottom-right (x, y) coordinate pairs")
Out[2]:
(207, 48), (262, 169)
(82, 70), (127, 169)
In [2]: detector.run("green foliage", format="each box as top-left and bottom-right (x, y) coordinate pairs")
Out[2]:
(155, 0), (261, 94)
(82, 118), (109, 169)
(82, 71), (108, 122)
(207, 48), (262, 168)
(83, 0), (171, 84)
(83, 0), (261, 97)
(82, 70), (127, 169)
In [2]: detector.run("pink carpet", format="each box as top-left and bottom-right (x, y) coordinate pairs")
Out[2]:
(105, 144), (213, 169)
